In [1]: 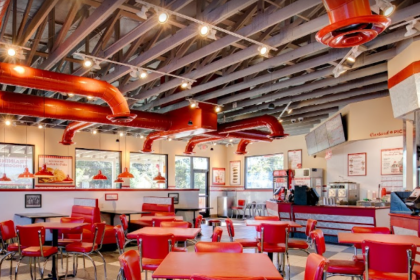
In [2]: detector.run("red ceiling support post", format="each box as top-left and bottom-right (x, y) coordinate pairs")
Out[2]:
(316, 0), (391, 48)
(60, 122), (95, 145)
(235, 139), (251, 155)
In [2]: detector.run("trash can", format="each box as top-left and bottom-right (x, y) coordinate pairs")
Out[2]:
(217, 196), (234, 217)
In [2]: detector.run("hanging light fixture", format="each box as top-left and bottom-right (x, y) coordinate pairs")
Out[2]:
(117, 135), (134, 179)
(93, 170), (107, 180)
(35, 164), (54, 177)
(18, 125), (35, 179)
(0, 173), (11, 182)
(114, 177), (124, 183)
(153, 164), (166, 184)
(62, 174), (74, 182)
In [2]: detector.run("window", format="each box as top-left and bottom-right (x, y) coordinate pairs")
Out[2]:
(245, 154), (284, 189)
(129, 153), (167, 189)
(75, 149), (121, 189)
(175, 156), (191, 189)
(0, 143), (34, 189)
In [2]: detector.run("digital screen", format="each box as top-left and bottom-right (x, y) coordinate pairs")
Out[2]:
(305, 131), (317, 155)
(326, 114), (346, 147)
(314, 124), (329, 152)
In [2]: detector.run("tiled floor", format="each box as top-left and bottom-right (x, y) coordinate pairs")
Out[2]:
(0, 219), (356, 280)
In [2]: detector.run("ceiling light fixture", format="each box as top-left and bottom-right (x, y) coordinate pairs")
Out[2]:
(157, 10), (169, 24)
(200, 25), (210, 36)
(38, 124), (43, 129)
(92, 60), (101, 70)
(83, 59), (92, 68)
(215, 105), (222, 113)
(136, 5), (149, 20)
(92, 129), (97, 135)
(258, 46), (268, 56)
(333, 64), (348, 78)
(376, 0), (395, 16)
(277, 101), (292, 121)
(68, 93), (74, 97)
(188, 99), (199, 108)
(119, 132), (124, 137)
(288, 109), (293, 114)
(7, 48), (15, 57)
(140, 135), (144, 139)
(181, 80), (193, 90)
(213, 142), (217, 146)
(4, 120), (11, 126)
(139, 70), (147, 79)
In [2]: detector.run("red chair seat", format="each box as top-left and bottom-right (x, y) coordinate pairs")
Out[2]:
(172, 247), (187, 252)
(288, 239), (309, 250)
(58, 238), (81, 246)
(353, 255), (364, 262)
(327, 259), (364, 275)
(257, 242), (286, 253)
(6, 243), (20, 252)
(364, 270), (416, 280)
(235, 238), (259, 247)
(66, 242), (97, 253)
(231, 206), (244, 210)
(22, 246), (58, 257)
(207, 219), (221, 223)
(142, 258), (163, 271)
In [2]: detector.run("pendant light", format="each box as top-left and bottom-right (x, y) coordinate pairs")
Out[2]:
(0, 123), (12, 182)
(18, 124), (34, 179)
(62, 145), (73, 182)
(114, 177), (124, 183)
(117, 133), (134, 178)
(153, 164), (166, 184)
(35, 95), (54, 178)
(92, 133), (108, 181)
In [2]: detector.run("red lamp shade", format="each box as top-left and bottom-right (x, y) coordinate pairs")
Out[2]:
(62, 174), (74, 182)
(18, 167), (35, 179)
(156, 180), (166, 184)
(35, 164), (54, 177)
(0, 173), (12, 181)
(93, 170), (107, 180)
(118, 167), (134, 179)
(114, 177), (124, 183)
(153, 171), (166, 182)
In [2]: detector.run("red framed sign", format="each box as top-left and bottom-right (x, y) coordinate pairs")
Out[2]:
(105, 193), (118, 201)
(212, 168), (225, 186)
(348, 153), (367, 176)
(381, 148), (403, 175)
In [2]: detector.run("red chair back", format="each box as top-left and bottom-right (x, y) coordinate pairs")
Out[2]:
(160, 221), (189, 228)
(154, 212), (175, 217)
(212, 227), (223, 242)
(304, 253), (327, 280)
(195, 215), (203, 228)
(305, 219), (317, 236)
(310, 229), (326, 256)
(119, 249), (142, 280)
(225, 218), (235, 238)
(238, 200), (246, 207)
(152, 217), (176, 227)
(114, 225), (125, 254)
(260, 223), (288, 244)
(137, 233), (173, 260)
(91, 222), (106, 246)
(351, 226), (390, 234)
(0, 220), (16, 240)
(16, 225), (45, 247)
(195, 242), (243, 253)
(255, 216), (279, 221)
(120, 214), (129, 231)
(362, 240), (416, 273)
(59, 217), (85, 236)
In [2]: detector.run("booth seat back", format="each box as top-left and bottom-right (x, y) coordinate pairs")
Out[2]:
(71, 205), (101, 224)
(142, 203), (174, 215)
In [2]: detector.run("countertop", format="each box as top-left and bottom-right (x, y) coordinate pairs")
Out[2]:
(266, 200), (389, 209)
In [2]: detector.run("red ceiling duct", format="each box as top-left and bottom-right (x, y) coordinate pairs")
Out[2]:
(60, 122), (95, 145)
(316, 0), (391, 48)
(0, 1), (10, 29)
(0, 62), (136, 123)
(184, 136), (222, 155)
(218, 115), (287, 139)
(236, 139), (251, 155)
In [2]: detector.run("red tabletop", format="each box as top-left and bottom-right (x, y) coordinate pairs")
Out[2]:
(127, 227), (200, 240)
(152, 252), (283, 279)
(338, 233), (420, 246)
(27, 222), (88, 230)
(136, 216), (184, 222)
(245, 220), (302, 228)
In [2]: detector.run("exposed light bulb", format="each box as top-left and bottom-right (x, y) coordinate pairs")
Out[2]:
(213, 142), (217, 146)
(181, 81), (189, 89)
(38, 125), (43, 129)
(215, 105), (222, 113)
(279, 119), (283, 123)
(140, 135), (144, 139)
(139, 71), (147, 79)
(68, 93), (74, 97)
(181, 80), (192, 90)
(4, 120), (11, 126)
(87, 96), (93, 100)
(158, 12), (169, 23)
(346, 56), (355, 63)
(258, 46), (268, 56)
(288, 109), (293, 114)
(200, 25), (210, 36)
(229, 139), (233, 142)
(168, 138), (172, 141)
(83, 59), (92, 68)
(383, 3), (395, 16)
(92, 130), (97, 135)
(119, 132), (124, 137)
(7, 48), (16, 57)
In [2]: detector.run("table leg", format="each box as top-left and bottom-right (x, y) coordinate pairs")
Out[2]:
(110, 214), (115, 226)
(51, 229), (58, 280)
(192, 211), (196, 227)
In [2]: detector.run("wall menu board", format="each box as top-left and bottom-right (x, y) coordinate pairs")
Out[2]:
(348, 153), (367, 176)
(381, 148), (403, 175)
(305, 113), (346, 155)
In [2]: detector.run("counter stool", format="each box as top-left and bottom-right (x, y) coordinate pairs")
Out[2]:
(207, 219), (221, 232)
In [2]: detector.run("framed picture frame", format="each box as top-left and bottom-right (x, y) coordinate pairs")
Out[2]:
(381, 148), (403, 175)
(168, 193), (179, 204)
(230, 161), (241, 185)
(25, 194), (42, 208)
(36, 155), (74, 187)
(287, 150), (302, 170)
(348, 153), (367, 176)
(105, 193), (118, 201)
(212, 168), (225, 185)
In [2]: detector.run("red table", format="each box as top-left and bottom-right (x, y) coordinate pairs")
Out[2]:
(135, 216), (184, 222)
(127, 227), (200, 240)
(338, 232), (420, 246)
(245, 220), (302, 228)
(152, 252), (283, 279)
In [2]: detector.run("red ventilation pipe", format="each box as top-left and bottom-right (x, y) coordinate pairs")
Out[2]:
(218, 115), (287, 139)
(60, 122), (95, 145)
(184, 136), (222, 155)
(0, 62), (136, 123)
(316, 0), (391, 48)
(0, 91), (171, 130)
(0, 1), (10, 28)
(236, 139), (251, 155)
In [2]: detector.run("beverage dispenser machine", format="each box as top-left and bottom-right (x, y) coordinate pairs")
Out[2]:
(294, 168), (324, 197)
(273, 170), (293, 200)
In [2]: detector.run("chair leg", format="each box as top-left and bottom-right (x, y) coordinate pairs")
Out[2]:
(15, 256), (23, 280)
(29, 258), (33, 280)
(145, 270), (148, 280)
(0, 252), (13, 278)
(96, 250), (107, 279)
(65, 253), (69, 280)
(85, 254), (97, 280)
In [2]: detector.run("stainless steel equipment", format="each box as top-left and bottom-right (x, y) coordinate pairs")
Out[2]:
(217, 196), (234, 217)
(327, 182), (360, 205)
(294, 168), (324, 197)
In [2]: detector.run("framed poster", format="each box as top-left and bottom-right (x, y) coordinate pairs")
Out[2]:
(25, 194), (42, 208)
(36, 155), (73, 187)
(287, 150), (302, 170)
(212, 168), (225, 185)
(105, 193), (118, 201)
(168, 193), (179, 204)
(230, 161), (241, 185)
(348, 153), (367, 176)
(381, 148), (403, 175)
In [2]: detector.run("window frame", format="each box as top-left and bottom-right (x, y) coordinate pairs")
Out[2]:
(244, 153), (284, 190)
(0, 142), (35, 189)
(74, 147), (122, 189)
(129, 152), (168, 189)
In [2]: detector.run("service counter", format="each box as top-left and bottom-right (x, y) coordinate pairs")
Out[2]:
(266, 200), (390, 242)
(390, 213), (420, 236)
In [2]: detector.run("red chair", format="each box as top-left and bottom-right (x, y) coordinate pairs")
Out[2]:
(119, 249), (141, 280)
(225, 218), (258, 252)
(257, 223), (289, 277)
(254, 216), (280, 238)
(195, 241), (243, 253)
(160, 221), (191, 251)
(304, 253), (327, 280)
(154, 212), (175, 216)
(195, 215), (203, 228)
(0, 220), (20, 278)
(212, 227), (223, 242)
(15, 225), (58, 280)
(137, 233), (174, 279)
(152, 217), (176, 227)
(351, 226), (390, 262)
(362, 240), (416, 280)
(114, 225), (127, 280)
(288, 219), (317, 255)
(231, 199), (246, 219)
(57, 217), (85, 269)
(311, 229), (364, 279)
(119, 214), (136, 248)
(65, 222), (106, 280)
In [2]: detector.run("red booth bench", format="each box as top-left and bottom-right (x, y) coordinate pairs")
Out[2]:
(130, 196), (175, 228)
